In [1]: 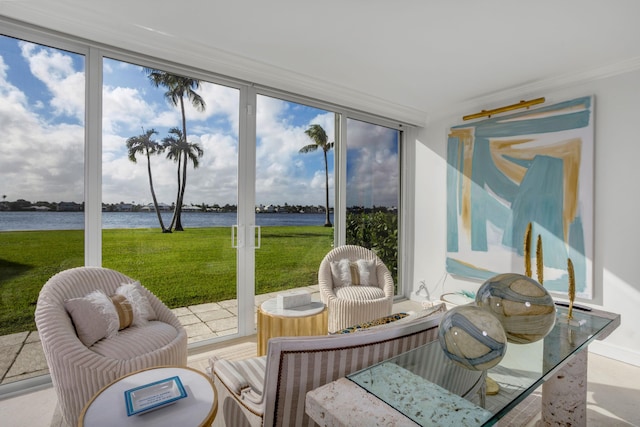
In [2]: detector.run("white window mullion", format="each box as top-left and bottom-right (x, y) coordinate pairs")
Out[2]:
(84, 47), (103, 266)
(334, 113), (347, 246)
(236, 85), (257, 336)
(399, 127), (414, 299)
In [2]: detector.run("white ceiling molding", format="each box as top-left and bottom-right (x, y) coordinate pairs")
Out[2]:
(429, 55), (640, 125)
(3, 1), (640, 129)
(0, 11), (428, 126)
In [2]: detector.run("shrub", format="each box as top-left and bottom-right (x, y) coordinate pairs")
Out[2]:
(346, 211), (398, 283)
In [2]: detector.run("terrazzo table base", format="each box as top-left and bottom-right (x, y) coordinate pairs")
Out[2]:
(541, 349), (588, 426)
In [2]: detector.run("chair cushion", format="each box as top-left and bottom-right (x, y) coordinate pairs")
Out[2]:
(330, 258), (378, 286)
(90, 320), (179, 359)
(334, 285), (386, 301)
(212, 356), (267, 396)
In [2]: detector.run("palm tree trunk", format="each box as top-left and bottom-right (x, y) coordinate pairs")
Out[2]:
(323, 150), (332, 227)
(173, 152), (186, 232)
(146, 150), (169, 233)
(174, 97), (189, 232)
(169, 154), (182, 231)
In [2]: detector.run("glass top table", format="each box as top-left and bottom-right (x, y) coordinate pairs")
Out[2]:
(347, 306), (619, 426)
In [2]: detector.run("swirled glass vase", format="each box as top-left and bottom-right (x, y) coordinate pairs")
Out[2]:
(476, 273), (556, 344)
(438, 304), (507, 371)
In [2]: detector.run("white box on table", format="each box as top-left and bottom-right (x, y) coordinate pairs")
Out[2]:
(276, 289), (311, 309)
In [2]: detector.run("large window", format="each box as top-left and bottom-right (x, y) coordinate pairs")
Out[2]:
(0, 23), (407, 365)
(0, 35), (85, 355)
(101, 57), (241, 342)
(254, 94), (335, 296)
(345, 118), (401, 283)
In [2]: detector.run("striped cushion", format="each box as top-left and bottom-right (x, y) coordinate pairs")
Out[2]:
(213, 356), (267, 396)
(90, 321), (179, 359)
(334, 285), (386, 301)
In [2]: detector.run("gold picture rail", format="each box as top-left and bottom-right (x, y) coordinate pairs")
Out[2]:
(463, 97), (545, 121)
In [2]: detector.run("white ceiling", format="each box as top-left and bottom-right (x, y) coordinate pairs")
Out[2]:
(2, 0), (640, 125)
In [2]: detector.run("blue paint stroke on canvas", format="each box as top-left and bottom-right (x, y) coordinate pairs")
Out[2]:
(446, 96), (594, 298)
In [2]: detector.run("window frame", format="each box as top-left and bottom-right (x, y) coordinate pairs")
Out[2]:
(0, 16), (415, 311)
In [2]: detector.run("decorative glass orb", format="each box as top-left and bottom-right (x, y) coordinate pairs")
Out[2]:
(438, 304), (507, 371)
(476, 273), (556, 344)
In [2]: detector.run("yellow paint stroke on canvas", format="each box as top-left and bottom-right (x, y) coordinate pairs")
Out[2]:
(489, 138), (582, 241)
(449, 128), (475, 239)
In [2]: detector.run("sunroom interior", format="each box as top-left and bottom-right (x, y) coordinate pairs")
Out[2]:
(1, 1), (640, 426)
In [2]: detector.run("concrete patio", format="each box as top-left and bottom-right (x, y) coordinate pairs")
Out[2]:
(0, 285), (322, 386)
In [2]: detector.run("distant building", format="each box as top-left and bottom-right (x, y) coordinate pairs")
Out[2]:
(141, 203), (172, 212)
(57, 201), (82, 212)
(256, 204), (276, 213)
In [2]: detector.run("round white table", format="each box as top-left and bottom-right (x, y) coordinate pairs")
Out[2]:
(78, 366), (217, 427)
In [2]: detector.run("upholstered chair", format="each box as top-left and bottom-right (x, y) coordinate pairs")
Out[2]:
(211, 309), (443, 427)
(35, 267), (188, 426)
(318, 245), (395, 333)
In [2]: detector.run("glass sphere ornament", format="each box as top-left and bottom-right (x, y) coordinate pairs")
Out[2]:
(476, 273), (556, 344)
(438, 304), (507, 371)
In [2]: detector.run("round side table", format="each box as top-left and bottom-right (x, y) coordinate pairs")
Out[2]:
(257, 298), (328, 356)
(78, 366), (217, 427)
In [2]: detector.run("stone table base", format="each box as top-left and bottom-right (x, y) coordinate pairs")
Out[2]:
(541, 349), (588, 426)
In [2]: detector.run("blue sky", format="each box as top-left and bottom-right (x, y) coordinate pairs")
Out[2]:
(0, 35), (399, 208)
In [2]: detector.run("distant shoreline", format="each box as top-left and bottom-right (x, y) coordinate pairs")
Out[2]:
(0, 211), (334, 232)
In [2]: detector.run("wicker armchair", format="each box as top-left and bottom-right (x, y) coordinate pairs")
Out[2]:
(35, 267), (188, 426)
(318, 245), (395, 333)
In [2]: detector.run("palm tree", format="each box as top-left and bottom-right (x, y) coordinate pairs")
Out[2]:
(126, 128), (169, 232)
(300, 124), (334, 227)
(162, 127), (204, 231)
(146, 69), (206, 231)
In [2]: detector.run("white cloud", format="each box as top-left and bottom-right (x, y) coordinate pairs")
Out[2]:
(19, 42), (85, 123)
(346, 120), (399, 208)
(1, 39), (397, 210)
(0, 53), (84, 203)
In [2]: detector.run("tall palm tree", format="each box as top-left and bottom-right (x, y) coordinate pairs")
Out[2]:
(162, 127), (203, 231)
(146, 69), (206, 231)
(300, 124), (334, 227)
(126, 128), (169, 232)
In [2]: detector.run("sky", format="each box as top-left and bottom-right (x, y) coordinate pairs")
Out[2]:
(0, 35), (399, 208)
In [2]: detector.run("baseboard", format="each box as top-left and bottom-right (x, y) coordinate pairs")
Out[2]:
(589, 340), (640, 367)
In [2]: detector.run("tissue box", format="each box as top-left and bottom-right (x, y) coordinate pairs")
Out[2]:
(276, 290), (311, 309)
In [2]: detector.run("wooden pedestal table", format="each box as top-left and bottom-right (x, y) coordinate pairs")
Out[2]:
(257, 298), (328, 356)
(78, 366), (217, 427)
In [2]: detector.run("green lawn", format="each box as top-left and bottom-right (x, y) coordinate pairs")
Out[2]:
(0, 226), (333, 335)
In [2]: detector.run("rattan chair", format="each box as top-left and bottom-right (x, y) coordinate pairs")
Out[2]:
(318, 245), (395, 333)
(35, 267), (188, 426)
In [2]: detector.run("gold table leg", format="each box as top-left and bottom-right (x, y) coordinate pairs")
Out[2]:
(257, 306), (328, 356)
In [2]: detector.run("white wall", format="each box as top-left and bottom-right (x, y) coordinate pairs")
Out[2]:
(412, 68), (640, 366)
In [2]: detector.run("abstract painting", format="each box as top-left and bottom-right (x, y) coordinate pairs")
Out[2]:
(446, 96), (594, 299)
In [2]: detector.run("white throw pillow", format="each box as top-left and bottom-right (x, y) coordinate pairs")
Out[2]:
(64, 281), (157, 346)
(330, 258), (378, 286)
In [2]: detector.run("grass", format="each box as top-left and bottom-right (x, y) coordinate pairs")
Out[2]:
(0, 226), (333, 336)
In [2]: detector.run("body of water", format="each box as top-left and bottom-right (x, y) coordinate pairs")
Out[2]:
(0, 211), (334, 231)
